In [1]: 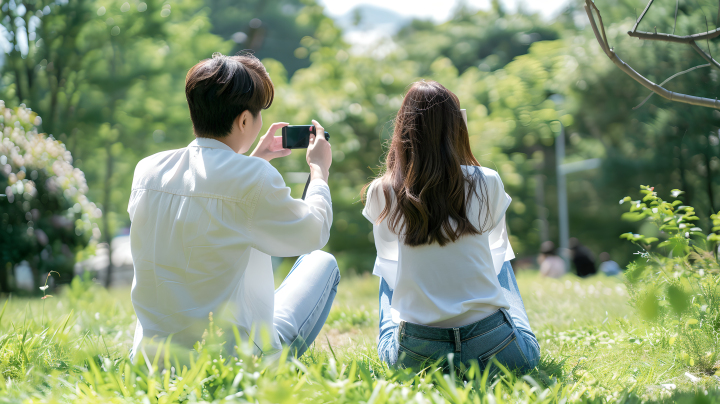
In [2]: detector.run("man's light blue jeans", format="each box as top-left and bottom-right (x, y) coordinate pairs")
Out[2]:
(378, 261), (539, 375)
(274, 250), (341, 358)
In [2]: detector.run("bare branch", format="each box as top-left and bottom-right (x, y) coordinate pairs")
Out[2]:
(705, 16), (713, 62)
(586, 4), (609, 55)
(585, 0), (720, 109)
(689, 40), (720, 71)
(633, 63), (711, 109)
(632, 0), (655, 33)
(628, 27), (720, 43)
(588, 1), (610, 53)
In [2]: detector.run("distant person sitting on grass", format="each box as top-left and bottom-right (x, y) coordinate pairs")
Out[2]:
(127, 53), (339, 361)
(363, 80), (539, 376)
(569, 237), (597, 277)
(598, 252), (621, 276)
(538, 241), (566, 278)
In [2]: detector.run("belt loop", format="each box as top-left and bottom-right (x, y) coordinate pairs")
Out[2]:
(453, 328), (461, 352)
(397, 321), (406, 344)
(500, 308), (514, 328)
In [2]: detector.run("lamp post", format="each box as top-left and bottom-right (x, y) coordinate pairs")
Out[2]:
(555, 123), (601, 272)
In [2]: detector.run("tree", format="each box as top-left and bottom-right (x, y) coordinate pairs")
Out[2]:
(205, 0), (327, 76)
(1, 0), (227, 286)
(395, 1), (561, 74)
(0, 103), (99, 292)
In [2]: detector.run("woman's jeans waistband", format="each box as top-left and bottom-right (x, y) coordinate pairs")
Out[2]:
(398, 309), (507, 347)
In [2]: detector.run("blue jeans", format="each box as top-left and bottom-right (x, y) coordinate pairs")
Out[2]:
(274, 250), (341, 358)
(378, 261), (539, 375)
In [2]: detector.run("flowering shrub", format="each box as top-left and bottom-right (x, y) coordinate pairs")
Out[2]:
(620, 185), (720, 375)
(0, 102), (101, 291)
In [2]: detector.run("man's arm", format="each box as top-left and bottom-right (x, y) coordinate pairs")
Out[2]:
(251, 120), (333, 257)
(250, 167), (332, 257)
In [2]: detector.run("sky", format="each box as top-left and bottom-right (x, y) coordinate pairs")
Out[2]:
(317, 0), (572, 22)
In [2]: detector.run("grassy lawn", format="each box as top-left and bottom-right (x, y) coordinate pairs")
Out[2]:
(0, 269), (718, 403)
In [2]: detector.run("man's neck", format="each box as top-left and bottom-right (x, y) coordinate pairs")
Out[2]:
(199, 133), (243, 153)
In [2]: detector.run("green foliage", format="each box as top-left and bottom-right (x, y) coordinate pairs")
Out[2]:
(0, 104), (99, 291)
(205, 0), (327, 75)
(395, 3), (561, 74)
(3, 0), (720, 281)
(620, 185), (720, 376)
(0, 0), (228, 271)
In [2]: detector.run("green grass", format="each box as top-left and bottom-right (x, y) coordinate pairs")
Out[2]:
(0, 270), (719, 403)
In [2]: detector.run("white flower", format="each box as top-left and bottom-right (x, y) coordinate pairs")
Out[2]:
(652, 208), (658, 213)
(39, 285), (48, 291)
(685, 232), (690, 238)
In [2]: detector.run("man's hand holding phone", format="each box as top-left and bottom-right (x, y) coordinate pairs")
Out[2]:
(250, 122), (292, 162)
(306, 119), (332, 184)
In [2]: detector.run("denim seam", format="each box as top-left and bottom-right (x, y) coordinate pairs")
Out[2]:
(460, 322), (508, 343)
(399, 334), (451, 343)
(500, 306), (532, 367)
(288, 265), (339, 349)
(453, 328), (461, 352)
(479, 333), (516, 362)
(512, 336), (531, 367)
(397, 343), (436, 363)
(401, 320), (509, 344)
(398, 348), (431, 362)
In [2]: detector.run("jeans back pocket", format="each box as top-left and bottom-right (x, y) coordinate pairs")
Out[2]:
(478, 333), (529, 378)
(397, 335), (453, 371)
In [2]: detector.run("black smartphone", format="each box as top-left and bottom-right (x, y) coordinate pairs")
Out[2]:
(281, 125), (330, 149)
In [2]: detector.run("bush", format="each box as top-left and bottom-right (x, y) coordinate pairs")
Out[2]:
(0, 102), (100, 292)
(620, 185), (720, 376)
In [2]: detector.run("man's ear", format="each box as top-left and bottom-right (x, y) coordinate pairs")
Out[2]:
(236, 110), (252, 133)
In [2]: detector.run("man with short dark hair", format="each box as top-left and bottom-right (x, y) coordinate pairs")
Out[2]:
(128, 53), (338, 360)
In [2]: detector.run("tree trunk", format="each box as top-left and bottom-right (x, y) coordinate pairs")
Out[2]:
(103, 143), (114, 288)
(678, 140), (693, 207)
(704, 137), (717, 212)
(0, 264), (9, 294)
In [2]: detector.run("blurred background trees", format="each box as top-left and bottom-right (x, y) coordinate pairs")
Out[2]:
(1, 0), (719, 288)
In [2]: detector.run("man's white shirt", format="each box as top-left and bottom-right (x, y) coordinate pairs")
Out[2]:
(127, 137), (332, 355)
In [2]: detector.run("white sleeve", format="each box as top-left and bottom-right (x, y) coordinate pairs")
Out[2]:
(362, 179), (398, 261)
(362, 179), (399, 288)
(251, 169), (332, 257)
(485, 169), (512, 231)
(488, 215), (515, 275)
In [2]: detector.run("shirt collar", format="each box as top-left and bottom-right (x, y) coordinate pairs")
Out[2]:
(189, 137), (237, 153)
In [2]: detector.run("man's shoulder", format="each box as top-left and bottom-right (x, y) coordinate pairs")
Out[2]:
(131, 145), (279, 200)
(133, 149), (184, 184)
(137, 148), (180, 166)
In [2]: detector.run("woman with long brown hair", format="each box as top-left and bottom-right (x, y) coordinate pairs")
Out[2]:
(363, 80), (539, 374)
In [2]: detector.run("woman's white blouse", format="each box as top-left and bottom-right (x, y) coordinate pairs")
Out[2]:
(127, 138), (332, 355)
(363, 166), (514, 327)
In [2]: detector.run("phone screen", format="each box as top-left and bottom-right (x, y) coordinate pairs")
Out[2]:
(282, 125), (330, 149)
(283, 125), (312, 149)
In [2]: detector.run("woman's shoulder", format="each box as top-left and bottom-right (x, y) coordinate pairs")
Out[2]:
(366, 177), (384, 198)
(363, 177), (392, 223)
(462, 165), (502, 184)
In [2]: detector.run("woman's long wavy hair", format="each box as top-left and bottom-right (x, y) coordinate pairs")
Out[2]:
(364, 80), (491, 247)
